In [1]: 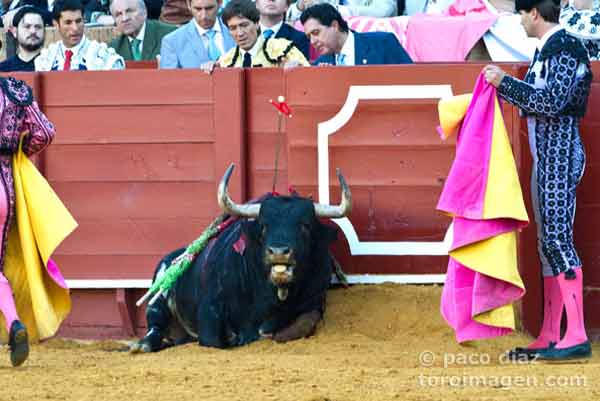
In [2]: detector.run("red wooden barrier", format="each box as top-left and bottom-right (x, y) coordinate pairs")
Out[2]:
(0, 64), (598, 340)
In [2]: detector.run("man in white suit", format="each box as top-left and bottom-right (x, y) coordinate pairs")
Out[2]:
(159, 0), (236, 68)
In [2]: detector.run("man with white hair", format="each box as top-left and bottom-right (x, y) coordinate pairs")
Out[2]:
(109, 0), (177, 61)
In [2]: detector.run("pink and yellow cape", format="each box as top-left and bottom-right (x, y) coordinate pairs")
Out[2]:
(1, 140), (77, 342)
(437, 74), (528, 342)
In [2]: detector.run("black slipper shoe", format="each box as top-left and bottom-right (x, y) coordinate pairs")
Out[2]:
(8, 320), (29, 367)
(536, 341), (592, 362)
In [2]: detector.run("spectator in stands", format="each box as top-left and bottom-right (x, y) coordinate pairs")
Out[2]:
(1, 1), (52, 26)
(2, 0), (106, 24)
(560, 0), (600, 60)
(202, 0), (308, 71)
(287, 0), (397, 21)
(159, 0), (235, 68)
(300, 3), (412, 64)
(0, 6), (44, 71)
(256, 0), (310, 59)
(145, 0), (164, 19)
(34, 0), (124, 70)
(1, 1), (51, 59)
(110, 0), (176, 61)
(159, 0), (192, 24)
(92, 0), (165, 24)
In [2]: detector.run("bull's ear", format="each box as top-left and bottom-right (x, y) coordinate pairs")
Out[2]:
(241, 219), (262, 244)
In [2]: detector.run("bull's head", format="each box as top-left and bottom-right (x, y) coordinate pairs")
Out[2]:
(217, 164), (351, 301)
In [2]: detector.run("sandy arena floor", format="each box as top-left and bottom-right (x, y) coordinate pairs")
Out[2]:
(1, 284), (599, 401)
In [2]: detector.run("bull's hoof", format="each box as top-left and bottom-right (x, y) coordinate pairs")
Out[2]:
(129, 340), (153, 354)
(258, 328), (274, 339)
(129, 328), (164, 354)
(258, 320), (278, 338)
(8, 320), (29, 367)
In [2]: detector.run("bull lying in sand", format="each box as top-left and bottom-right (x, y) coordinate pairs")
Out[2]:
(131, 165), (351, 351)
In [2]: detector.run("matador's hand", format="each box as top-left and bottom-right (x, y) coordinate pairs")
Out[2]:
(483, 65), (507, 88)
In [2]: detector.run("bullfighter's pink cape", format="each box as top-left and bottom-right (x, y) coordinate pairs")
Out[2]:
(437, 74), (528, 342)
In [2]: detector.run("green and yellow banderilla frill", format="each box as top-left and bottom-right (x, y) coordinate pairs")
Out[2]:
(135, 215), (233, 307)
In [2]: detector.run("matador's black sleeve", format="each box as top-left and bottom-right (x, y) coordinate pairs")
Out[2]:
(497, 50), (586, 117)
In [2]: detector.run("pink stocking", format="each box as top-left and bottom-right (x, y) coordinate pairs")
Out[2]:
(527, 276), (563, 349)
(555, 268), (588, 349)
(0, 272), (18, 330)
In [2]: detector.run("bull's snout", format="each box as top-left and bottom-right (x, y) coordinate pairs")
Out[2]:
(266, 246), (295, 266)
(266, 246), (295, 300)
(267, 246), (291, 258)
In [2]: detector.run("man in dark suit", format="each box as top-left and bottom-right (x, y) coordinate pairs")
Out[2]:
(300, 3), (412, 65)
(256, 0), (309, 59)
(110, 0), (176, 61)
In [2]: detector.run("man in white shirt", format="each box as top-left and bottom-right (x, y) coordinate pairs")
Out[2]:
(159, 0), (236, 68)
(35, 0), (124, 71)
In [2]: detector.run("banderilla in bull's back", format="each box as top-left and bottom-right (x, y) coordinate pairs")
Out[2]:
(135, 214), (235, 307)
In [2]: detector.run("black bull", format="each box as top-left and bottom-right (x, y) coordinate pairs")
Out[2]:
(131, 165), (351, 351)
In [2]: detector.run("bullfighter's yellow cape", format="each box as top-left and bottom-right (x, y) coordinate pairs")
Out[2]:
(437, 74), (528, 342)
(0, 139), (76, 342)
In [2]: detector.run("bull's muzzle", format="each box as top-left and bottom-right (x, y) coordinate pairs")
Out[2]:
(267, 246), (295, 300)
(270, 264), (294, 286)
(270, 264), (294, 301)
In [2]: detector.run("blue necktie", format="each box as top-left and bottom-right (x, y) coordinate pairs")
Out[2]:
(263, 29), (274, 40)
(206, 29), (221, 61)
(337, 54), (346, 66)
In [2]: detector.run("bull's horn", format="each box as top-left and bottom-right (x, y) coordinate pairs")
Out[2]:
(217, 164), (260, 218)
(314, 168), (352, 218)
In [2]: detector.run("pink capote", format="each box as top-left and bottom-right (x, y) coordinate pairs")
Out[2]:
(438, 74), (527, 342)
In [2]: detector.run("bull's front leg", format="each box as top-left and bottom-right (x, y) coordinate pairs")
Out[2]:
(130, 295), (171, 353)
(272, 310), (322, 343)
(196, 301), (228, 348)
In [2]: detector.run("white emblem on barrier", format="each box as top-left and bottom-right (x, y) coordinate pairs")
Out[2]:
(318, 85), (455, 284)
